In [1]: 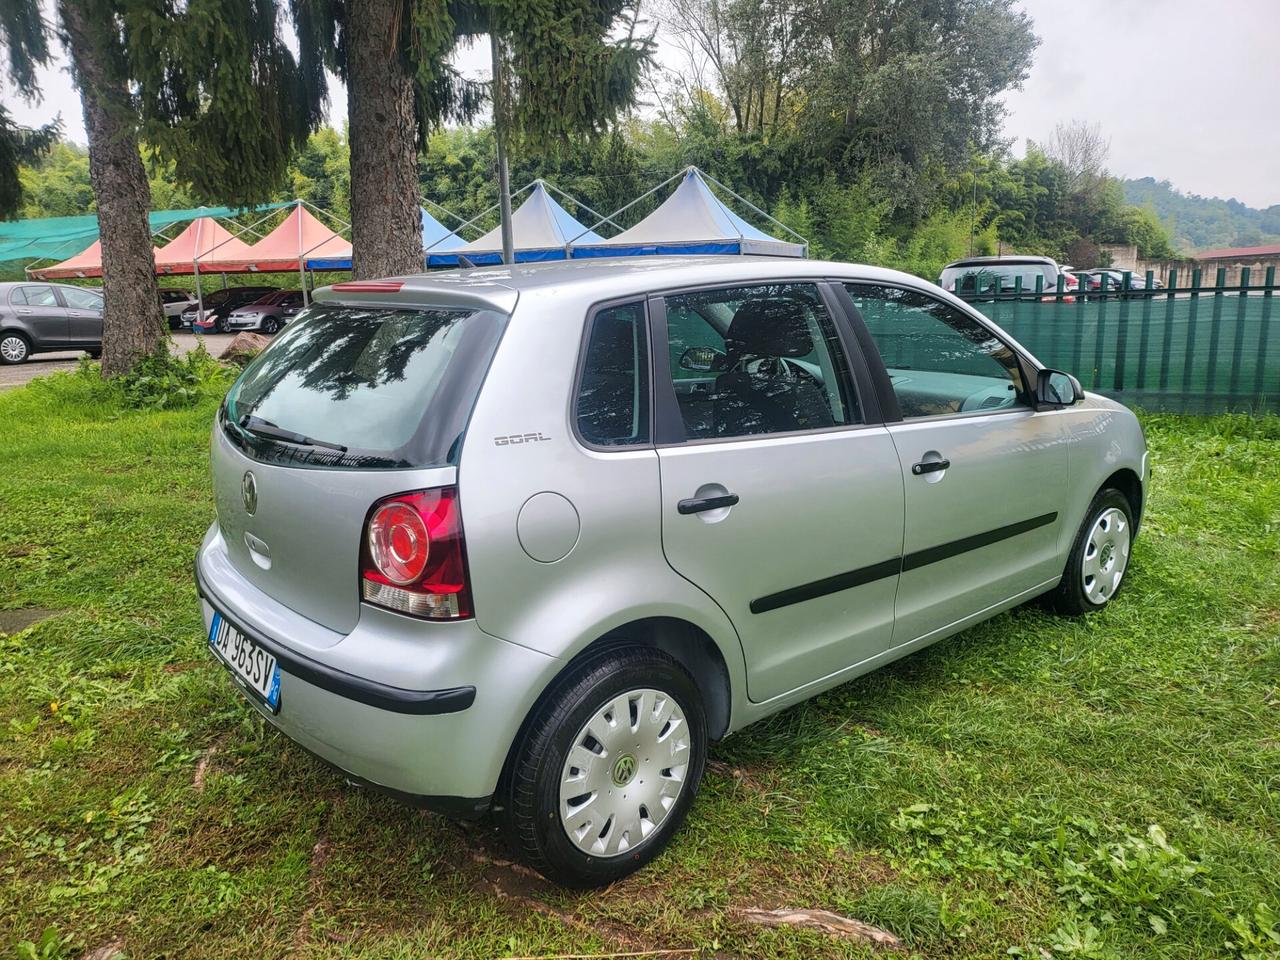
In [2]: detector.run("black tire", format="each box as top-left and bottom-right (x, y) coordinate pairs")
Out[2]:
(261, 316), (279, 334)
(1044, 487), (1134, 616)
(0, 331), (31, 364)
(87, 349), (101, 360)
(498, 645), (707, 888)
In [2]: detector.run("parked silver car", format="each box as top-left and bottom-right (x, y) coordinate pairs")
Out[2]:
(0, 281), (103, 364)
(195, 257), (1148, 886)
(226, 289), (307, 334)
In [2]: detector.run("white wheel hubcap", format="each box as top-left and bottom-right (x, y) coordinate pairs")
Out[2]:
(1, 336), (27, 362)
(1081, 507), (1130, 605)
(559, 688), (691, 857)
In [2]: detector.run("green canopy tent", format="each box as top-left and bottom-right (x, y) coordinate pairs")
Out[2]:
(0, 202), (293, 265)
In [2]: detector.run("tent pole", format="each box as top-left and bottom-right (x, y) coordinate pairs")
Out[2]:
(697, 168), (810, 245)
(193, 259), (203, 322)
(491, 28), (515, 266)
(296, 199), (309, 304)
(541, 181), (627, 234)
(566, 166), (688, 245)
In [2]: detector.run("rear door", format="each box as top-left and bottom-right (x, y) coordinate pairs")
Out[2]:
(839, 282), (1069, 646)
(58, 286), (104, 344)
(653, 281), (904, 703)
(12, 285), (69, 347)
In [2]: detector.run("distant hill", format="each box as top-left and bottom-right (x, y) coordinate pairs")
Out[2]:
(1121, 178), (1280, 254)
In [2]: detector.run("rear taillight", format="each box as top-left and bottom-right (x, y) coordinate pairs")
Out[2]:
(360, 487), (472, 620)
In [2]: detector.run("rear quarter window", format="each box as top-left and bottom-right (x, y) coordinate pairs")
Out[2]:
(223, 303), (507, 469)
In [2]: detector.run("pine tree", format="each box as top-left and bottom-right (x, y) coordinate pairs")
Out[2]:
(291, 0), (653, 278)
(0, 0), (320, 375)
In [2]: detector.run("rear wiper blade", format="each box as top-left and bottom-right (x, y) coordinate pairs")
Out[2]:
(238, 414), (347, 452)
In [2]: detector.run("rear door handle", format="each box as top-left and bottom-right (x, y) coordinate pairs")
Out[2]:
(678, 493), (739, 515)
(911, 458), (950, 475)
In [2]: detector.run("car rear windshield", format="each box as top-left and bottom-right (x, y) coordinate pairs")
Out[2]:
(221, 302), (507, 469)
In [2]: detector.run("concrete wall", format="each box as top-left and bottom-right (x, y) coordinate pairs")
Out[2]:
(1136, 257), (1280, 287)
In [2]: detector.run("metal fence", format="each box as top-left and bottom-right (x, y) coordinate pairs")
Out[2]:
(959, 267), (1279, 414)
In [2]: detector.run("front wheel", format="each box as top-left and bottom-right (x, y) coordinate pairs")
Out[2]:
(1044, 488), (1134, 616)
(261, 316), (279, 334)
(498, 646), (707, 888)
(0, 332), (31, 364)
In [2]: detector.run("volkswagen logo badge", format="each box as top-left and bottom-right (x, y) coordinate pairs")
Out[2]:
(241, 471), (258, 516)
(612, 754), (637, 786)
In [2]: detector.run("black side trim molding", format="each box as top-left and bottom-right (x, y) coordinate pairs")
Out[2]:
(751, 557), (902, 614)
(195, 562), (476, 716)
(748, 512), (1059, 614)
(901, 512), (1057, 572)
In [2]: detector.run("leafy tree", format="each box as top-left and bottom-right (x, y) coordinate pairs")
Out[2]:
(291, 0), (653, 278)
(0, 0), (319, 375)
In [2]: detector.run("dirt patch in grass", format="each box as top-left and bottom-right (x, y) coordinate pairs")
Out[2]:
(0, 607), (63, 634)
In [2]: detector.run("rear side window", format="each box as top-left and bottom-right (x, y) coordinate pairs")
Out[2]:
(576, 301), (650, 447)
(15, 285), (58, 307)
(223, 303), (506, 469)
(60, 287), (102, 310)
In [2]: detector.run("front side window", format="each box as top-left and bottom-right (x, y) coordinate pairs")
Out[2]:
(845, 283), (1028, 419)
(60, 287), (103, 311)
(576, 301), (650, 447)
(662, 283), (858, 441)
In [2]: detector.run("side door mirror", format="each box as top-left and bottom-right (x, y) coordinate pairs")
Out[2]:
(1036, 368), (1082, 407)
(679, 345), (727, 372)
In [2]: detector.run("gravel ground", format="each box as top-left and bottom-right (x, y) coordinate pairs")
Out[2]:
(0, 332), (238, 389)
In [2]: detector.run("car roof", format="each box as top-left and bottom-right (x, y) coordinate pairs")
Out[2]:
(313, 255), (946, 316)
(941, 256), (1056, 268)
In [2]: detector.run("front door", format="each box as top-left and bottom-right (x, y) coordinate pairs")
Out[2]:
(654, 282), (904, 703)
(841, 282), (1070, 645)
(12, 285), (69, 347)
(58, 286), (104, 345)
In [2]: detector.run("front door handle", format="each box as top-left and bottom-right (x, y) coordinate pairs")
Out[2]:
(678, 493), (740, 515)
(911, 458), (951, 475)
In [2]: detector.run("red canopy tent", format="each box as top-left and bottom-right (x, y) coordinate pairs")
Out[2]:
(155, 217), (254, 275)
(200, 205), (348, 272)
(30, 239), (160, 280)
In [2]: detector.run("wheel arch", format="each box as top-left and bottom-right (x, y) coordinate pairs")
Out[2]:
(1101, 467), (1144, 531)
(497, 616), (733, 801)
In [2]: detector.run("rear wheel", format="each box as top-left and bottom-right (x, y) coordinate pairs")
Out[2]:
(498, 646), (707, 888)
(0, 332), (30, 364)
(1045, 488), (1133, 615)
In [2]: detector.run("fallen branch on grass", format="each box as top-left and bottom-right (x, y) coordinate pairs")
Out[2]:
(736, 907), (902, 947)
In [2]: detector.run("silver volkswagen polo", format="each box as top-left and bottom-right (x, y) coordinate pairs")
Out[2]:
(195, 257), (1148, 887)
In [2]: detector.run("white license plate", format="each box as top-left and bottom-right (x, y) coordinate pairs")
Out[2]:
(209, 611), (281, 711)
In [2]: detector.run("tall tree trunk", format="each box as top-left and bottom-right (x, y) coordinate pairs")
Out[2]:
(347, 0), (423, 279)
(59, 0), (163, 377)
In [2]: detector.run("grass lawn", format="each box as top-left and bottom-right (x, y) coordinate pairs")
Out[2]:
(1, 368), (1278, 960)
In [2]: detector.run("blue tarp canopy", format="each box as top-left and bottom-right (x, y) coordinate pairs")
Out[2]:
(571, 168), (805, 259)
(306, 208), (464, 271)
(427, 182), (603, 266)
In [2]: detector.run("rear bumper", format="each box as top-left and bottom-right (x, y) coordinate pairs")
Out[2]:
(195, 524), (559, 815)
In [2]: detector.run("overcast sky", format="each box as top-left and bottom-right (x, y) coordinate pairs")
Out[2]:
(4, 0), (1278, 208)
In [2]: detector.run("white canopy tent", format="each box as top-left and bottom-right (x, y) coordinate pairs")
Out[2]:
(427, 180), (607, 266)
(570, 167), (807, 259)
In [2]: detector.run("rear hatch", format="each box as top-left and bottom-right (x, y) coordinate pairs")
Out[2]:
(211, 295), (508, 633)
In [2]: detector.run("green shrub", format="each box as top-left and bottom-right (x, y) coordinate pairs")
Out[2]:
(115, 343), (233, 410)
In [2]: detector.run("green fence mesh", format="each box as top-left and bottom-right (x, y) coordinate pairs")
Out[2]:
(972, 293), (1279, 414)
